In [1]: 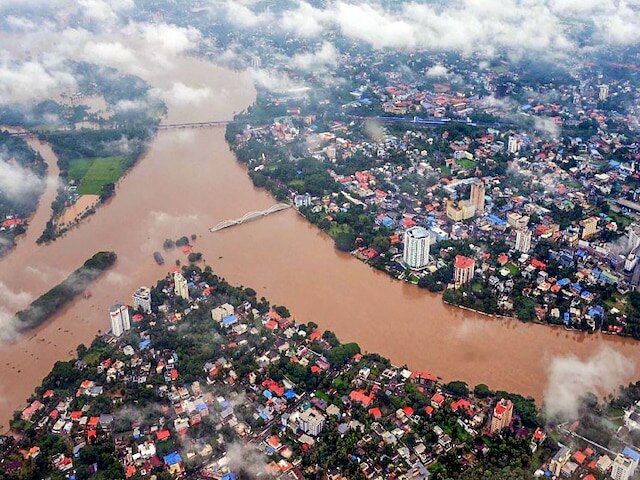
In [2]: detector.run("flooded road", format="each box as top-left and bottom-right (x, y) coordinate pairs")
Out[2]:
(1, 54), (640, 430)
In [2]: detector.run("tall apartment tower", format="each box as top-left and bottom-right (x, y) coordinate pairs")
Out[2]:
(132, 286), (152, 314)
(599, 84), (609, 101)
(507, 135), (520, 154)
(174, 272), (190, 301)
(454, 255), (475, 286)
(490, 398), (514, 434)
(515, 229), (532, 253)
(470, 180), (485, 215)
(110, 303), (130, 337)
(403, 226), (431, 270)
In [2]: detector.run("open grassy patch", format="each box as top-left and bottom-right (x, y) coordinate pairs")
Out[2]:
(506, 262), (519, 276)
(458, 158), (477, 170)
(327, 223), (353, 238)
(69, 156), (124, 195)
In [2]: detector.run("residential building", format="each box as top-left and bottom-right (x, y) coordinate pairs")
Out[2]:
(446, 200), (475, 222)
(515, 229), (532, 253)
(110, 304), (130, 337)
(628, 224), (640, 251)
(211, 303), (235, 322)
(490, 398), (513, 434)
(403, 226), (431, 270)
(507, 135), (520, 154)
(549, 444), (571, 478)
(507, 212), (529, 229)
(294, 193), (312, 208)
(454, 255), (475, 286)
(611, 453), (635, 480)
(132, 287), (152, 314)
(174, 272), (190, 300)
(299, 408), (325, 436)
(581, 217), (598, 239)
(599, 84), (609, 101)
(470, 180), (485, 215)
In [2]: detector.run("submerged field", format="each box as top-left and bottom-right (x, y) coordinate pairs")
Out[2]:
(69, 156), (124, 195)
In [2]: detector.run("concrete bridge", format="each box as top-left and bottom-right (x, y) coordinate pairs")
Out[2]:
(5, 120), (231, 138)
(209, 204), (291, 233)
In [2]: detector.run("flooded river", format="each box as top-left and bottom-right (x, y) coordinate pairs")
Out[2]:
(1, 54), (640, 430)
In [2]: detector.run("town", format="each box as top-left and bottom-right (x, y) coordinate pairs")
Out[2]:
(3, 262), (640, 479)
(220, 39), (640, 340)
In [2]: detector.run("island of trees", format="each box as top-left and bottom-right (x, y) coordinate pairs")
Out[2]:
(14, 251), (117, 330)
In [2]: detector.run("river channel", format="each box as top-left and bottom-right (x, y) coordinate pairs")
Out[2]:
(1, 53), (639, 431)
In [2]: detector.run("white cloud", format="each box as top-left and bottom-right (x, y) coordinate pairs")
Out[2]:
(249, 68), (309, 94)
(425, 64), (449, 78)
(0, 59), (75, 104)
(290, 42), (339, 72)
(543, 347), (634, 420)
(164, 82), (212, 106)
(280, 1), (332, 37)
(82, 41), (137, 67)
(0, 156), (45, 202)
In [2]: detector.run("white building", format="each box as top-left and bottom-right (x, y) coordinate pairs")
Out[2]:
(628, 224), (640, 252)
(507, 135), (520, 154)
(515, 229), (532, 253)
(211, 303), (235, 322)
(298, 408), (325, 436)
(403, 226), (431, 270)
(132, 286), (152, 314)
(611, 454), (635, 480)
(599, 84), (609, 101)
(174, 272), (190, 300)
(110, 304), (130, 337)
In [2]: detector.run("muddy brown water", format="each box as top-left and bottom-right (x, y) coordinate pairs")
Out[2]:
(1, 55), (639, 431)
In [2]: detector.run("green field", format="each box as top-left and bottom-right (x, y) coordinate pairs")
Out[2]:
(458, 158), (477, 170)
(69, 156), (124, 195)
(505, 263), (519, 276)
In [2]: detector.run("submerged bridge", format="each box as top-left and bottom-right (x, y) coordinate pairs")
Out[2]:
(209, 203), (291, 233)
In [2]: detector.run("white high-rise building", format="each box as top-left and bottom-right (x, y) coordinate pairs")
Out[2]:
(403, 226), (431, 270)
(611, 454), (634, 480)
(174, 272), (190, 300)
(515, 229), (532, 253)
(110, 304), (130, 337)
(599, 84), (609, 101)
(132, 286), (152, 314)
(628, 224), (640, 252)
(507, 135), (520, 154)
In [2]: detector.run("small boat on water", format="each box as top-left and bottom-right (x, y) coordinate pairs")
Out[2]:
(153, 251), (165, 265)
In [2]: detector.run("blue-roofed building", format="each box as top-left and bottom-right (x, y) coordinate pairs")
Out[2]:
(588, 306), (605, 319)
(485, 214), (507, 227)
(263, 390), (273, 400)
(222, 474), (237, 480)
(163, 452), (182, 466)
(623, 446), (640, 463)
(222, 315), (238, 327)
(284, 389), (297, 400)
(139, 339), (151, 350)
(564, 312), (570, 325)
(557, 278), (570, 287)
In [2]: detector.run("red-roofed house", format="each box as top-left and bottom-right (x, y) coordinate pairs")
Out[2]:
(431, 393), (445, 409)
(369, 407), (382, 419)
(349, 390), (374, 407)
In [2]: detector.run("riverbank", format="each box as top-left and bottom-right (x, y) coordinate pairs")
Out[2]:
(3, 53), (640, 432)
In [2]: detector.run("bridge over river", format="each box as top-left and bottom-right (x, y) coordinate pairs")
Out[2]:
(209, 203), (291, 233)
(5, 120), (231, 138)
